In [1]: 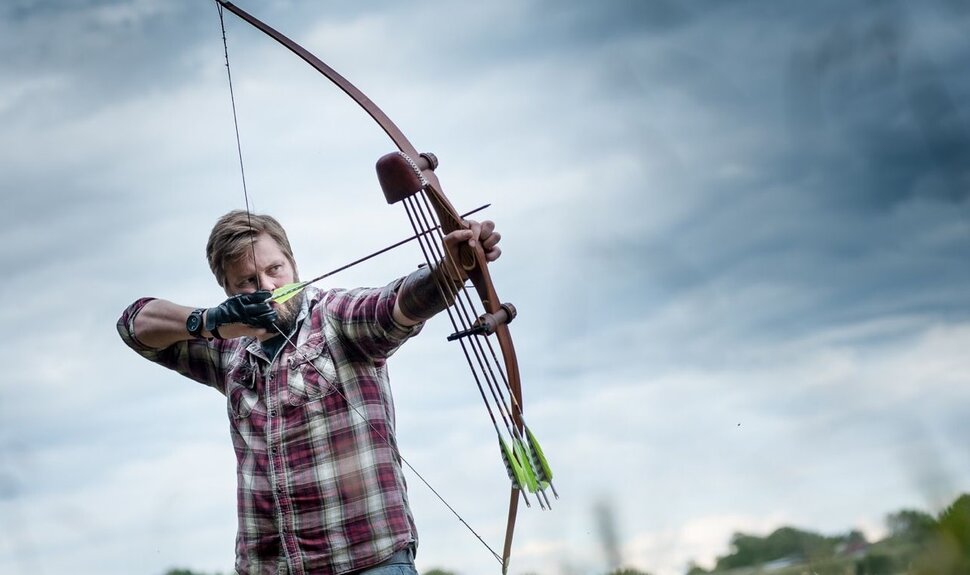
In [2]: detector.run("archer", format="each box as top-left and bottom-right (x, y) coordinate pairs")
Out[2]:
(117, 209), (500, 575)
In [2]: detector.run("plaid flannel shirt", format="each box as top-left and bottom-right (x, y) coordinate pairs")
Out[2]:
(118, 282), (421, 575)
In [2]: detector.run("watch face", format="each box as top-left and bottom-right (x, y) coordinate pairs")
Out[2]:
(187, 311), (202, 334)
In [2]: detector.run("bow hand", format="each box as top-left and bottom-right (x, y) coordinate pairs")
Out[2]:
(441, 218), (502, 280)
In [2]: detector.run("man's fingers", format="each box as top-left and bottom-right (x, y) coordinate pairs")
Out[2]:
(465, 222), (480, 248)
(447, 219), (498, 245)
(484, 246), (502, 262)
(443, 228), (474, 248)
(479, 219), (495, 237)
(481, 230), (501, 250)
(441, 219), (501, 266)
(252, 290), (273, 302)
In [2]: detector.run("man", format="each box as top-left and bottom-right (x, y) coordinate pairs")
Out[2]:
(118, 209), (501, 575)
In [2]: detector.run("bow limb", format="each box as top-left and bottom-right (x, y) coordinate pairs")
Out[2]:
(215, 1), (420, 159)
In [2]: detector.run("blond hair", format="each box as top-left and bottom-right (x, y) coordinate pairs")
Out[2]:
(206, 210), (296, 289)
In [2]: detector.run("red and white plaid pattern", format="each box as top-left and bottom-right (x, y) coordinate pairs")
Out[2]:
(118, 283), (421, 574)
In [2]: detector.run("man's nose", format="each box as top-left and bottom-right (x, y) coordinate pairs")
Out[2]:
(259, 274), (279, 292)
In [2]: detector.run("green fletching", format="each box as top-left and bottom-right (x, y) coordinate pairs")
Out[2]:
(499, 437), (529, 490)
(514, 437), (540, 493)
(272, 282), (306, 304)
(526, 427), (554, 483)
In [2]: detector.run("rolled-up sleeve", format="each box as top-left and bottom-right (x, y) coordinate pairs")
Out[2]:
(117, 298), (231, 395)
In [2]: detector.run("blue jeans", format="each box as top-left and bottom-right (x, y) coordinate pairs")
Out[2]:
(354, 546), (418, 575)
(271, 547), (417, 575)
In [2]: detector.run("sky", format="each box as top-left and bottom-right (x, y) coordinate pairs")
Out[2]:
(1, 1), (969, 574)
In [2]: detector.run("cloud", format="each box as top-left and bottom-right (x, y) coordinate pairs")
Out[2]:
(2, 1), (969, 575)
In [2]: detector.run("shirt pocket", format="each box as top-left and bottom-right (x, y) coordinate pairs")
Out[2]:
(286, 334), (337, 406)
(226, 362), (259, 419)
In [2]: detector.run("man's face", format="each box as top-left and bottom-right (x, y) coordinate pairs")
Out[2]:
(223, 234), (302, 333)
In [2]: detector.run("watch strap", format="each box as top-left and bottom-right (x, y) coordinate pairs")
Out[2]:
(204, 308), (224, 340)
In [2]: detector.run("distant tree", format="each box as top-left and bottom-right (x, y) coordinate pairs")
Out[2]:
(843, 529), (868, 546)
(423, 570), (458, 575)
(715, 532), (762, 569)
(685, 560), (709, 575)
(606, 568), (652, 575)
(856, 553), (895, 575)
(915, 493), (970, 575)
(937, 494), (970, 555)
(713, 525), (836, 570)
(886, 509), (937, 543)
(766, 526), (835, 559)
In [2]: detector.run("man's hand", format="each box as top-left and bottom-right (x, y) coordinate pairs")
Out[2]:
(393, 219), (503, 327)
(206, 291), (277, 339)
(441, 219), (502, 280)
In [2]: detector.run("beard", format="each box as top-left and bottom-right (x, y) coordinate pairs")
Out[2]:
(272, 289), (304, 336)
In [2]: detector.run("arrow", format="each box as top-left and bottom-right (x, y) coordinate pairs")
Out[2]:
(271, 203), (491, 304)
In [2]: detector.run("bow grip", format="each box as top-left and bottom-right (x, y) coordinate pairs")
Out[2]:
(376, 151), (438, 204)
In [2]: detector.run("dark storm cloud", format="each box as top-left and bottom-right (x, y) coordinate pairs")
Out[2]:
(561, 0), (970, 353)
(488, 0), (694, 60)
(786, 3), (970, 208)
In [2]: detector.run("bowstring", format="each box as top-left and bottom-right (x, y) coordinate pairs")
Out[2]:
(218, 3), (262, 291)
(271, 324), (503, 565)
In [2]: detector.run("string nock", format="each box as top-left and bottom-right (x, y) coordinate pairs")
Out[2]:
(447, 303), (517, 341)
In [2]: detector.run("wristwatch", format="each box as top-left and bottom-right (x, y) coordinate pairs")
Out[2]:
(186, 308), (207, 339)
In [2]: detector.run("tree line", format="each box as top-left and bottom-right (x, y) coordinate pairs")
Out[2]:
(683, 492), (969, 575)
(161, 492), (969, 575)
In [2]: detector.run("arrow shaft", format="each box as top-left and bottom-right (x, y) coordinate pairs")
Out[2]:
(296, 203), (490, 290)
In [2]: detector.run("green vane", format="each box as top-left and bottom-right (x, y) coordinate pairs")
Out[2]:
(513, 437), (540, 494)
(499, 437), (533, 508)
(526, 427), (558, 499)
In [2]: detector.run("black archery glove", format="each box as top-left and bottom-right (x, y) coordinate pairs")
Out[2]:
(205, 290), (277, 339)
